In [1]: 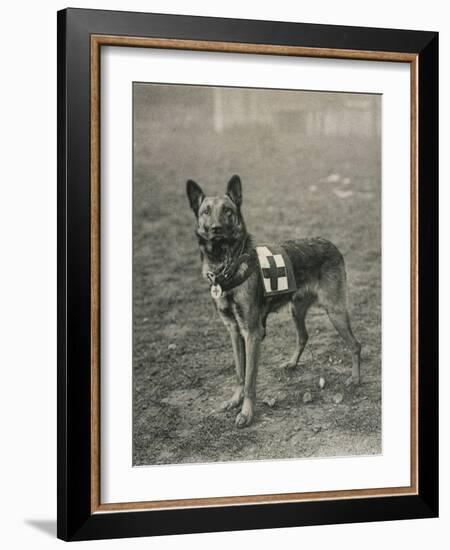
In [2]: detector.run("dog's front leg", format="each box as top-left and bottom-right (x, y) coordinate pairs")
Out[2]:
(220, 323), (245, 411)
(235, 327), (262, 428)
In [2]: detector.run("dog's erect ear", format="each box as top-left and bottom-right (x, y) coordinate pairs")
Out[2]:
(226, 175), (242, 207)
(186, 179), (205, 216)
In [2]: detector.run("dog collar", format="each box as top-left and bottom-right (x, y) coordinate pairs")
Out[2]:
(206, 236), (258, 297)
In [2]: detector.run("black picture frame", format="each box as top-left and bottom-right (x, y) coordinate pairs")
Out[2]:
(57, 7), (438, 542)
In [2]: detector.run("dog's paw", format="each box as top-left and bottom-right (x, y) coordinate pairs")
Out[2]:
(345, 375), (361, 388)
(235, 411), (253, 428)
(235, 398), (254, 428)
(220, 387), (244, 411)
(281, 360), (298, 370)
(220, 398), (240, 412)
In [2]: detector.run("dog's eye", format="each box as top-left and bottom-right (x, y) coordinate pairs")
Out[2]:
(224, 207), (232, 215)
(202, 206), (211, 215)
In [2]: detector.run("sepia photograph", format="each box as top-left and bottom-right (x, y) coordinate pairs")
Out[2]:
(132, 82), (382, 467)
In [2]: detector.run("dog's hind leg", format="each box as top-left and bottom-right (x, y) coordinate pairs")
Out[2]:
(283, 295), (314, 369)
(326, 307), (361, 385)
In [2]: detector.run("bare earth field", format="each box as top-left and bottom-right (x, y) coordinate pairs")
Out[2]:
(133, 86), (381, 466)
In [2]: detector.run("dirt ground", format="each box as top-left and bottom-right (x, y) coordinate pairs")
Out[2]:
(132, 84), (381, 466)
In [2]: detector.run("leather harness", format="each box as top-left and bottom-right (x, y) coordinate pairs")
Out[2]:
(206, 235), (258, 294)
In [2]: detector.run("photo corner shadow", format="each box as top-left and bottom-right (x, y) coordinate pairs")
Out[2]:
(25, 519), (57, 538)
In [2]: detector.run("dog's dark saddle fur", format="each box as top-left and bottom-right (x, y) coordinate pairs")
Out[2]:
(187, 175), (361, 428)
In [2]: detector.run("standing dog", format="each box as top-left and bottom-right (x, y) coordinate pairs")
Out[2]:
(187, 175), (361, 428)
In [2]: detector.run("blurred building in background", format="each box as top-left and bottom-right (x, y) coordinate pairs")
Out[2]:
(212, 88), (380, 138)
(135, 84), (380, 140)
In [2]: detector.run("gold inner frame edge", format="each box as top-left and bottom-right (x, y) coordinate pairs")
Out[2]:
(90, 34), (419, 514)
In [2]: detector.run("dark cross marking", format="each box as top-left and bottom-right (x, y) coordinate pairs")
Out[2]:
(262, 255), (286, 291)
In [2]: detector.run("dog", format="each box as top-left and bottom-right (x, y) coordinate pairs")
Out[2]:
(187, 175), (361, 428)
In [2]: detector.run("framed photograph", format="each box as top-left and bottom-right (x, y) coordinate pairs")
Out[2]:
(57, 8), (438, 541)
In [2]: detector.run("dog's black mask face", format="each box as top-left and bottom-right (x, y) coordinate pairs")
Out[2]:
(186, 175), (245, 244)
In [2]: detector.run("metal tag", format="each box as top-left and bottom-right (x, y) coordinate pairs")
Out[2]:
(210, 284), (223, 299)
